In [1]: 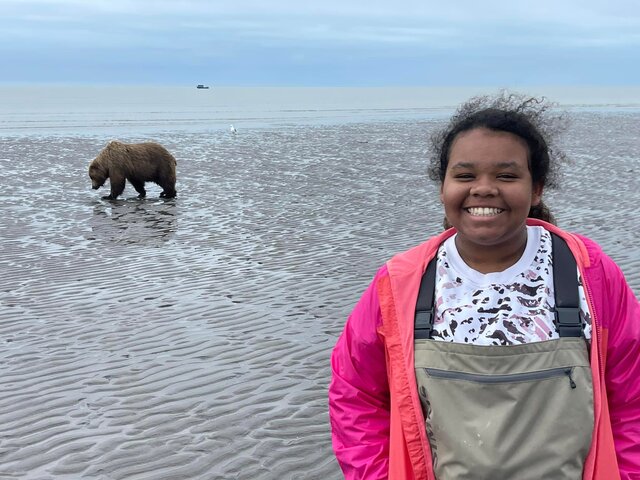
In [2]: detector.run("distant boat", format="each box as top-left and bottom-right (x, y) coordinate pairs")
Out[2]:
(196, 84), (210, 89)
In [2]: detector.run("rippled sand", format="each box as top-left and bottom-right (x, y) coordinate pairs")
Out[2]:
(1, 115), (639, 479)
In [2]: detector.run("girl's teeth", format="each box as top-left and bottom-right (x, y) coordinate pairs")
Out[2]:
(467, 207), (503, 216)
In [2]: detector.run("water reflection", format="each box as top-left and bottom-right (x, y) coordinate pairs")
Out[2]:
(89, 198), (177, 245)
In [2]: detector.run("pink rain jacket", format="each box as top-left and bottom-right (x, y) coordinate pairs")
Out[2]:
(329, 220), (640, 479)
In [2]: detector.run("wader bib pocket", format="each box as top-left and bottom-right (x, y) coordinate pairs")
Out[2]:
(414, 338), (594, 480)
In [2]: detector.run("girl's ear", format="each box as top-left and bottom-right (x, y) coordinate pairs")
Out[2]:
(531, 182), (543, 206)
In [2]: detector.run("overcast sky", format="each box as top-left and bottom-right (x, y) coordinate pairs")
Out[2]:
(2, 0), (639, 86)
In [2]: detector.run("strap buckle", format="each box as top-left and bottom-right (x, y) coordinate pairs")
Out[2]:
(555, 307), (582, 337)
(415, 311), (433, 339)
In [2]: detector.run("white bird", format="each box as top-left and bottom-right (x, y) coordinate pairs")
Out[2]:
(230, 124), (237, 135)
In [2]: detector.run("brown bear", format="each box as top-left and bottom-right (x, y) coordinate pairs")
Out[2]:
(88, 140), (177, 200)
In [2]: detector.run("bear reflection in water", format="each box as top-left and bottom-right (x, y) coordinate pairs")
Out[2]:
(89, 199), (177, 245)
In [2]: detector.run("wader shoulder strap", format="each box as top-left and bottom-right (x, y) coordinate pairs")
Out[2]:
(414, 258), (436, 339)
(551, 233), (582, 337)
(414, 233), (582, 339)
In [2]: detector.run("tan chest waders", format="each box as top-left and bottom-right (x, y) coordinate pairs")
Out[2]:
(414, 234), (594, 480)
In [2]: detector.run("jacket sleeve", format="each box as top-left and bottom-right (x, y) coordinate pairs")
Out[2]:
(598, 254), (640, 479)
(329, 267), (391, 479)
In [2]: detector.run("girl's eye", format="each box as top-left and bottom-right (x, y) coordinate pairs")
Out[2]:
(455, 173), (474, 179)
(498, 174), (518, 180)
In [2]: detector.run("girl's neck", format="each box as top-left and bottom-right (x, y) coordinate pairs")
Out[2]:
(454, 228), (528, 274)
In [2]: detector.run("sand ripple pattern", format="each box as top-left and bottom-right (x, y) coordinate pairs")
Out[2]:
(0, 116), (639, 479)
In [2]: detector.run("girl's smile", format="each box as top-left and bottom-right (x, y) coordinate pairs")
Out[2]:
(465, 207), (505, 216)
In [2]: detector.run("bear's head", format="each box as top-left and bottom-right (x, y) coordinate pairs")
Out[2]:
(89, 163), (108, 189)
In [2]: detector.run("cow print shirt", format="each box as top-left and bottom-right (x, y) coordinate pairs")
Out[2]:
(432, 226), (591, 345)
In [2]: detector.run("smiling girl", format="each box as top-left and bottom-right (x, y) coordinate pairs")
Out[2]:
(329, 93), (640, 479)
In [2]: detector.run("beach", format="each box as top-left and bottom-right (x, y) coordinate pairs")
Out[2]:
(1, 112), (639, 479)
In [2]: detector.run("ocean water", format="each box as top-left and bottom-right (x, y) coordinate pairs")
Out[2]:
(1, 85), (640, 136)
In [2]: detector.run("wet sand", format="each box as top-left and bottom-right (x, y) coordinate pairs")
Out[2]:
(0, 115), (639, 479)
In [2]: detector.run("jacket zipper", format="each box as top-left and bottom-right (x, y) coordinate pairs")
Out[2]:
(578, 261), (603, 480)
(425, 366), (577, 389)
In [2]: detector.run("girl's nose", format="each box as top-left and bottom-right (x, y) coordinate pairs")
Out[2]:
(470, 180), (498, 196)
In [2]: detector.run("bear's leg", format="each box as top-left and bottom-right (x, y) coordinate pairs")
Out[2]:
(158, 180), (177, 198)
(159, 188), (176, 198)
(104, 172), (126, 200)
(130, 179), (147, 198)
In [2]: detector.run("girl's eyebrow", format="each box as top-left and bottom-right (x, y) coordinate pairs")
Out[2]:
(450, 161), (522, 169)
(450, 162), (474, 169)
(495, 161), (521, 169)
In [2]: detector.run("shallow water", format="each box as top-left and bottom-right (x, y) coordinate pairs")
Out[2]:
(0, 114), (638, 479)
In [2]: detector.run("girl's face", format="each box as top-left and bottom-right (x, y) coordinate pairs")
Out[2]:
(440, 127), (543, 253)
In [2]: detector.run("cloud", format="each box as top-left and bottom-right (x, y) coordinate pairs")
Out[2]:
(1, 0), (639, 85)
(2, 0), (640, 47)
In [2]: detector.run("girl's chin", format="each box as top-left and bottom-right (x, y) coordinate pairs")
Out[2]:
(455, 224), (527, 247)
